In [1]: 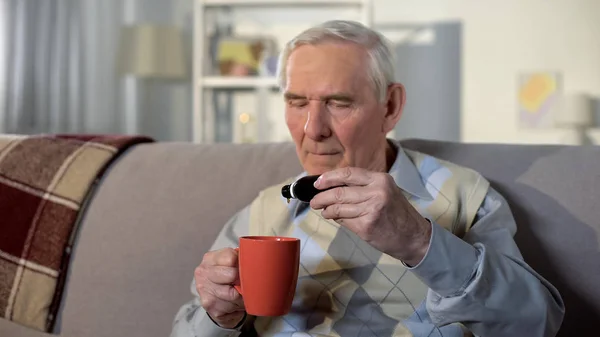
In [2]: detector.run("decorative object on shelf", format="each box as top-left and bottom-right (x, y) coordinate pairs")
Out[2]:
(118, 24), (187, 79)
(238, 112), (257, 143)
(210, 34), (277, 142)
(555, 93), (594, 145)
(260, 54), (279, 77)
(216, 35), (278, 77)
(517, 71), (562, 129)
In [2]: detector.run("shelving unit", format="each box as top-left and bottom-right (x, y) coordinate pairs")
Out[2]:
(193, 0), (373, 143)
(201, 76), (279, 89)
(203, 0), (366, 6)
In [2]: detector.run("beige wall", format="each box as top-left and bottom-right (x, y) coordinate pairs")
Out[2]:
(198, 0), (600, 144)
(376, 0), (600, 144)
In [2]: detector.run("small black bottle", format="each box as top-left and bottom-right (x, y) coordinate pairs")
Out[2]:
(281, 175), (323, 203)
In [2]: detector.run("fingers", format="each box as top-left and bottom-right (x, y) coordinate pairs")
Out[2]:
(204, 265), (239, 285)
(196, 274), (243, 303)
(196, 247), (243, 299)
(196, 249), (246, 325)
(195, 272), (244, 305)
(200, 290), (245, 328)
(320, 203), (364, 220)
(197, 249), (240, 287)
(315, 167), (374, 189)
(310, 186), (369, 210)
(203, 248), (239, 267)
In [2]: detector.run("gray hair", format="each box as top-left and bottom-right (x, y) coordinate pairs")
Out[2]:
(276, 20), (395, 102)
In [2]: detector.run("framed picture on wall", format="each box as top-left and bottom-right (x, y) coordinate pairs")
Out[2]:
(517, 71), (562, 129)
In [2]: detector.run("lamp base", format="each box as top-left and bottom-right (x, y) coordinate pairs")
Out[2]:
(559, 127), (590, 146)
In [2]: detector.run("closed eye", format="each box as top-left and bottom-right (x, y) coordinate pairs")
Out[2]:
(287, 99), (308, 108)
(327, 100), (352, 108)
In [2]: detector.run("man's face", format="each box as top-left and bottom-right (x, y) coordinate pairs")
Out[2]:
(284, 42), (395, 175)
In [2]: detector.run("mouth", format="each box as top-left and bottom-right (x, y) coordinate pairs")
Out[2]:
(310, 152), (340, 156)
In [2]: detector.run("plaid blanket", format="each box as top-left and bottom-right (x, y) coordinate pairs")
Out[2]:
(0, 134), (153, 332)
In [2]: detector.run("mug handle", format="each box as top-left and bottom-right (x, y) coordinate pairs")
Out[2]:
(233, 247), (242, 295)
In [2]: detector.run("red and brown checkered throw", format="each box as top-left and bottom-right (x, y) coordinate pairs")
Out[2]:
(0, 133), (153, 332)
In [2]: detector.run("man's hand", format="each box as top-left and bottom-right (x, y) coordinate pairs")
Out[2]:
(310, 167), (432, 266)
(195, 248), (246, 329)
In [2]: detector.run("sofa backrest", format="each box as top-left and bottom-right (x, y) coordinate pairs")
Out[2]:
(58, 142), (303, 337)
(401, 139), (600, 335)
(2, 139), (597, 337)
(0, 142), (302, 337)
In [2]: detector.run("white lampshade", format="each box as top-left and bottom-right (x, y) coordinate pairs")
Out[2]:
(118, 24), (187, 79)
(555, 93), (594, 127)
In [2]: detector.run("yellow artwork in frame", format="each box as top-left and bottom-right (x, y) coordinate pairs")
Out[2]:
(518, 72), (562, 129)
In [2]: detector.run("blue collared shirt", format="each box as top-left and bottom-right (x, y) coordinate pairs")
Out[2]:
(170, 144), (565, 337)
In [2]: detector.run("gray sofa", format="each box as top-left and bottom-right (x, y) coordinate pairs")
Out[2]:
(1, 139), (598, 337)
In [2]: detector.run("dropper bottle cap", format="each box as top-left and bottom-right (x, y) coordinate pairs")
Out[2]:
(281, 175), (325, 203)
(281, 184), (292, 200)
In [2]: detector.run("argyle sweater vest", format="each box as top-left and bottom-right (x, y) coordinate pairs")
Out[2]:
(246, 150), (490, 337)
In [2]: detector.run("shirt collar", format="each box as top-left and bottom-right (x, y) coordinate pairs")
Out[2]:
(388, 139), (433, 201)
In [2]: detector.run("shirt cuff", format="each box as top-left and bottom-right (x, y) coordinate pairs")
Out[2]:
(195, 312), (246, 337)
(407, 220), (480, 297)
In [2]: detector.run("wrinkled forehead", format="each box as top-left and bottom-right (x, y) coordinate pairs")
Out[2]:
(284, 42), (372, 97)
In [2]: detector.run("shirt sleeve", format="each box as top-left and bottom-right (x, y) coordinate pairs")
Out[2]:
(407, 187), (565, 337)
(169, 205), (251, 337)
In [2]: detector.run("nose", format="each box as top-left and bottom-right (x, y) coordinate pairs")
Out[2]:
(304, 101), (332, 141)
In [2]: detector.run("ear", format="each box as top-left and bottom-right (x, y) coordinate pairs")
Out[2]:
(382, 82), (406, 133)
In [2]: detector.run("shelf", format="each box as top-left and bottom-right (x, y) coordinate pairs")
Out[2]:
(201, 76), (280, 89)
(194, 0), (373, 143)
(202, 0), (364, 7)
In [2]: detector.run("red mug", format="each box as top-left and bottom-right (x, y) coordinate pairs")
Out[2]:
(234, 236), (300, 316)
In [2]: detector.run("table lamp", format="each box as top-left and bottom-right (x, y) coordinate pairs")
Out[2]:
(554, 93), (594, 145)
(117, 24), (187, 135)
(118, 24), (187, 79)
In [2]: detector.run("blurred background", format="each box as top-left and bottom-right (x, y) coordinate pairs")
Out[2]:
(1, 0), (599, 145)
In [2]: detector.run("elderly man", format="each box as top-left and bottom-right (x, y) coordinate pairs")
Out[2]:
(171, 20), (564, 337)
